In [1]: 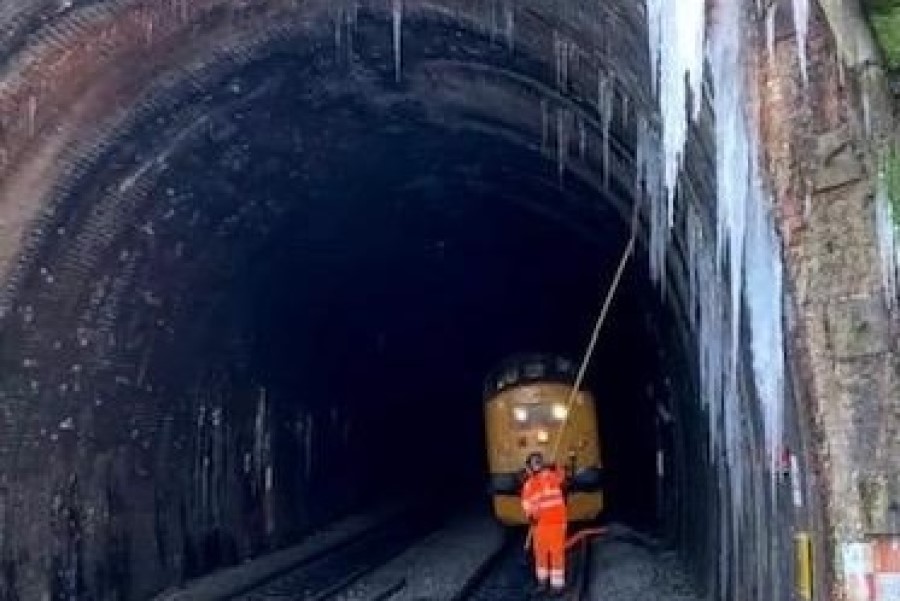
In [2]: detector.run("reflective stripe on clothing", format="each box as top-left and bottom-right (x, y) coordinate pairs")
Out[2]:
(532, 520), (566, 588)
(534, 495), (564, 510)
(533, 490), (564, 504)
(522, 498), (536, 515)
(550, 568), (565, 589)
(521, 467), (567, 523)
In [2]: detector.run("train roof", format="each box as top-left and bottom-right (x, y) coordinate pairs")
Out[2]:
(482, 353), (578, 400)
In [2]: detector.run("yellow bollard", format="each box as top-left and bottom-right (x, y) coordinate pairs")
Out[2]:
(795, 532), (813, 600)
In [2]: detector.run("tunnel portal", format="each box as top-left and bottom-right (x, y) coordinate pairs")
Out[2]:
(0, 1), (896, 600)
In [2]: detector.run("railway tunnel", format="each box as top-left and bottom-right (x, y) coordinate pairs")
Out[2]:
(0, 0), (897, 600)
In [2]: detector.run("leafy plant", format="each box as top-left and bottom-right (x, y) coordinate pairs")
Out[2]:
(864, 0), (900, 70)
(884, 144), (900, 224)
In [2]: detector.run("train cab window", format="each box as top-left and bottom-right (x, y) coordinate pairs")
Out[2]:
(511, 403), (568, 428)
(501, 367), (518, 388)
(556, 358), (574, 375)
(523, 362), (545, 379)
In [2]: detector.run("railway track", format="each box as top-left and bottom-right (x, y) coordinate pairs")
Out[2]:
(194, 510), (506, 601)
(566, 537), (592, 601)
(162, 509), (600, 600)
(231, 511), (436, 601)
(463, 529), (593, 601)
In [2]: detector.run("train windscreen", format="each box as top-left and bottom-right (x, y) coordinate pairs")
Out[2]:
(511, 402), (568, 429)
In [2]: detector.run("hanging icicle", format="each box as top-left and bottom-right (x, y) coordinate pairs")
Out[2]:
(392, 0), (403, 83)
(636, 114), (668, 288)
(765, 2), (777, 64)
(503, 0), (515, 50)
(645, 0), (786, 486)
(876, 162), (899, 308)
(556, 108), (568, 182)
(597, 70), (615, 189)
(646, 0), (705, 203)
(791, 0), (809, 86)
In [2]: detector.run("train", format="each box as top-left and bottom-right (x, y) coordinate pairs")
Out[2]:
(483, 353), (604, 525)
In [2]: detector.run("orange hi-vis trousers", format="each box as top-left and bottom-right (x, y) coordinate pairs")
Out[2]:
(533, 520), (566, 590)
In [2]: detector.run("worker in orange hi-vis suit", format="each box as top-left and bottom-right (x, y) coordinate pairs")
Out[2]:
(521, 451), (568, 595)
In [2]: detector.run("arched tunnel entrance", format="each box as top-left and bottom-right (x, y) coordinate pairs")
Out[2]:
(2, 1), (896, 600)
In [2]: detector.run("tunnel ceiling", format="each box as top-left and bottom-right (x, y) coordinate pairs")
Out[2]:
(0, 0), (689, 283)
(0, 0), (714, 401)
(0, 0), (693, 429)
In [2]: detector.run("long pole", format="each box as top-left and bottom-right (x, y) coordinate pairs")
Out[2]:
(525, 206), (639, 552)
(549, 206), (639, 464)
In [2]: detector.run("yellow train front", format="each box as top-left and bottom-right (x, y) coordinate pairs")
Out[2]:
(483, 354), (604, 525)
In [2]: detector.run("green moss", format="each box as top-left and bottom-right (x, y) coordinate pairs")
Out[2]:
(885, 146), (900, 224)
(864, 0), (900, 70)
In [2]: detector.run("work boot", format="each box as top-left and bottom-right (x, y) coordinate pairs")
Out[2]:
(548, 586), (567, 597)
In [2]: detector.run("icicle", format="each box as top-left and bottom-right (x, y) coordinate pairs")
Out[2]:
(635, 114), (648, 195)
(392, 0), (403, 83)
(598, 71), (614, 189)
(504, 1), (515, 51)
(709, 0), (748, 384)
(554, 33), (574, 92)
(765, 2), (777, 66)
(687, 207), (699, 330)
(745, 175), (786, 479)
(26, 95), (37, 138)
(180, 0), (190, 24)
(875, 167), (898, 307)
(556, 109), (567, 182)
(554, 32), (565, 90)
(347, 3), (357, 61)
(541, 99), (549, 150)
(647, 2), (660, 97)
(712, 0), (786, 480)
(649, 170), (669, 290)
(348, 0), (359, 30)
(143, 11), (154, 46)
(334, 8), (343, 57)
(862, 85), (872, 138)
(578, 116), (587, 160)
(791, 0), (809, 86)
(254, 388), (267, 488)
(489, 0), (497, 43)
(646, 0), (787, 504)
(637, 114), (668, 287)
(646, 0), (706, 202)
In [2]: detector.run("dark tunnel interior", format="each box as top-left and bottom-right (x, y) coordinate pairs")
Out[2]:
(0, 7), (710, 597)
(233, 112), (668, 525)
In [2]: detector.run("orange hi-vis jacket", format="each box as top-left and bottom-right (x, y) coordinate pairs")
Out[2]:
(521, 466), (567, 523)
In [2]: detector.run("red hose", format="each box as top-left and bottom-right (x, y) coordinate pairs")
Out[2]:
(565, 527), (608, 550)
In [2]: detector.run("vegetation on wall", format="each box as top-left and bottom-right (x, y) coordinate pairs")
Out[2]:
(863, 0), (900, 71)
(885, 145), (900, 221)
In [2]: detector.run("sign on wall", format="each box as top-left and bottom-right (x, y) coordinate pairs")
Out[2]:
(843, 542), (875, 601)
(874, 538), (900, 601)
(842, 538), (900, 601)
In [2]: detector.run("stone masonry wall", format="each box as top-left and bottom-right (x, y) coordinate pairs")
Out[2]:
(761, 1), (900, 598)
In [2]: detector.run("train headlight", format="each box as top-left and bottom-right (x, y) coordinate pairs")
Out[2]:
(552, 403), (568, 420)
(536, 429), (549, 443)
(513, 407), (528, 422)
